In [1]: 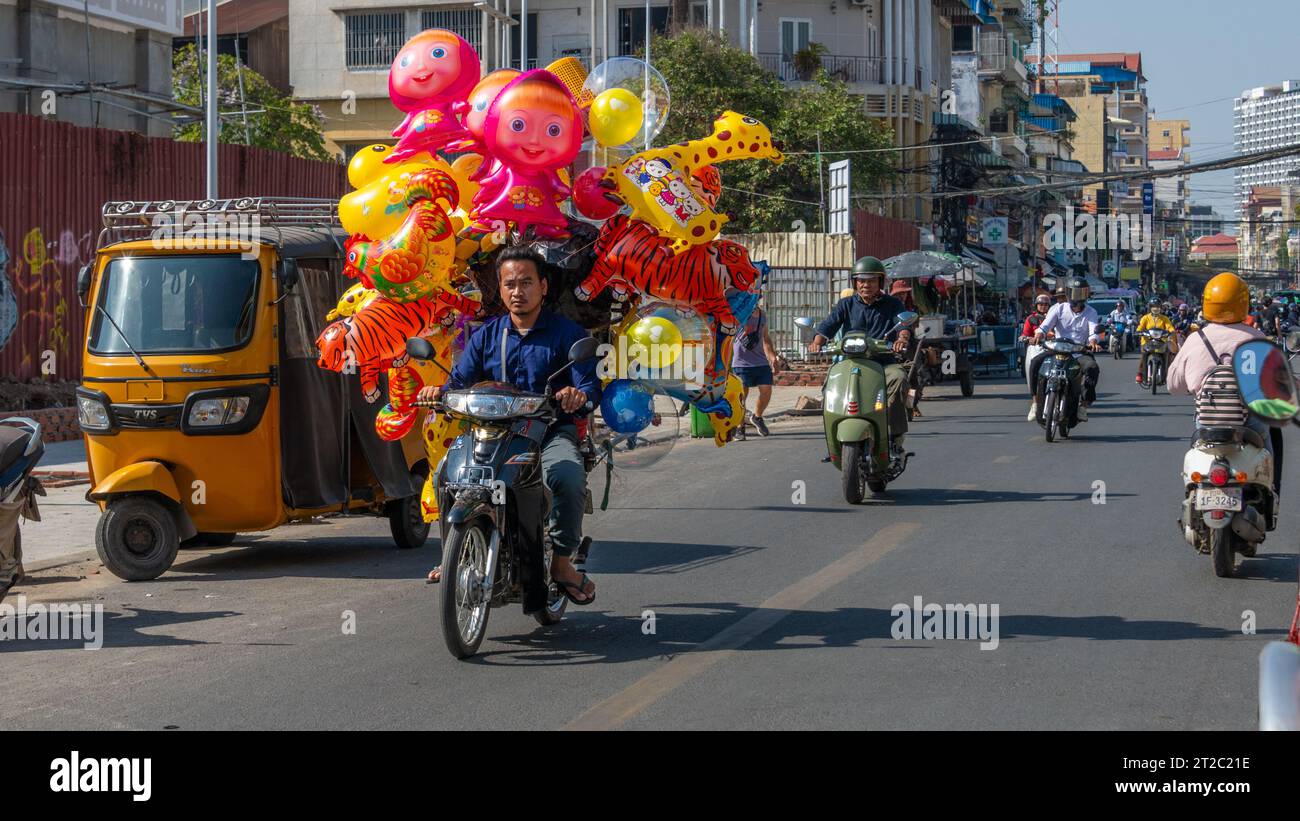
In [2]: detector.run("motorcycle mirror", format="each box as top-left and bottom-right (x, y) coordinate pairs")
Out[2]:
(1286, 330), (1300, 354)
(568, 336), (602, 364)
(794, 317), (818, 346)
(896, 311), (920, 328)
(1231, 339), (1300, 426)
(405, 337), (435, 362)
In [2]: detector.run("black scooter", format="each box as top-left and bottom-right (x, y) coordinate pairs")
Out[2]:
(0, 418), (45, 602)
(407, 336), (601, 659)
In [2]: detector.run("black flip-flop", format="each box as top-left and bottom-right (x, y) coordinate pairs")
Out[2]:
(554, 573), (596, 606)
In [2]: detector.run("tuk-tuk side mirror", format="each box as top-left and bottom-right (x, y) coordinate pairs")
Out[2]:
(77, 264), (92, 308)
(276, 258), (300, 296)
(1232, 339), (1300, 426)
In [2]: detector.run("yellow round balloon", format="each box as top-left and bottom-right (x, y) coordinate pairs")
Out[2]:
(589, 88), (644, 148)
(628, 316), (682, 370)
(339, 155), (458, 238)
(448, 153), (482, 212)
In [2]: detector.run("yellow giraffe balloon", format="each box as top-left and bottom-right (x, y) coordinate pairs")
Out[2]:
(603, 111), (784, 254)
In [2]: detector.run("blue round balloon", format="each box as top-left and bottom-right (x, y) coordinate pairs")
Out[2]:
(600, 379), (655, 434)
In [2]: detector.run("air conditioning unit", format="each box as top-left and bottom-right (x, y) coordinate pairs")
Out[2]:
(849, 0), (872, 9)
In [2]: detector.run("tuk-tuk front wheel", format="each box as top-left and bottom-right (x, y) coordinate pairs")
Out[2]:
(95, 496), (181, 581)
(387, 493), (430, 550)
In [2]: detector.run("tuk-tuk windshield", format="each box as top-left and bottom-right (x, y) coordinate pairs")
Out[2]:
(89, 255), (259, 355)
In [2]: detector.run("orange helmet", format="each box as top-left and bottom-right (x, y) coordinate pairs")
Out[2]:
(1202, 272), (1249, 324)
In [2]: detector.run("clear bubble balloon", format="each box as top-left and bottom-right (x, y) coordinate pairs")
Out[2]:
(591, 382), (679, 470)
(582, 57), (670, 149)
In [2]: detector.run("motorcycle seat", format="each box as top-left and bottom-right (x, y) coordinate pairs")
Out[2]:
(1193, 426), (1266, 449)
(0, 427), (32, 476)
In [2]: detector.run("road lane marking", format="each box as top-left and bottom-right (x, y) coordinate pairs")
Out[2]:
(564, 522), (919, 731)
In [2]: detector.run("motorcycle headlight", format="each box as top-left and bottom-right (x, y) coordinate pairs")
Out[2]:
(842, 337), (867, 354)
(445, 392), (547, 419)
(510, 396), (547, 416)
(187, 396), (250, 427)
(76, 394), (111, 432)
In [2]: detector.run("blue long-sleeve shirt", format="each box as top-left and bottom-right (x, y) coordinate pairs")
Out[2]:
(446, 308), (601, 423)
(816, 294), (907, 341)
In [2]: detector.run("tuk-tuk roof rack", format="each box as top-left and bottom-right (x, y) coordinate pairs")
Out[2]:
(97, 197), (342, 250)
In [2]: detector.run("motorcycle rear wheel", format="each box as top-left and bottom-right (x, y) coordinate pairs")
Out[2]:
(841, 441), (866, 504)
(440, 519), (493, 658)
(1210, 527), (1236, 578)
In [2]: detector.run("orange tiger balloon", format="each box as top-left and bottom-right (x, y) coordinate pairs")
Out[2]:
(575, 214), (761, 334)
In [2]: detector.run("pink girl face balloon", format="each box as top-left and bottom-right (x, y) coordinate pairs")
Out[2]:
(464, 69), (520, 142)
(388, 29), (479, 113)
(484, 71), (583, 172)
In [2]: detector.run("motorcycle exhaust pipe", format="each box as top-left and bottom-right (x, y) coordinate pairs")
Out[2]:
(1180, 497), (1197, 547)
(1231, 505), (1266, 545)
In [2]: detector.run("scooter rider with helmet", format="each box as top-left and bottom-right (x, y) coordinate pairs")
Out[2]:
(1168, 272), (1283, 492)
(1136, 300), (1178, 384)
(1031, 276), (1102, 421)
(809, 256), (913, 452)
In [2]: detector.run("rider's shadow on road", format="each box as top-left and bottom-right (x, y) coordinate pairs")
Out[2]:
(0, 605), (248, 653)
(472, 600), (1289, 666)
(164, 535), (441, 582)
(860, 487), (1135, 506)
(585, 539), (763, 574)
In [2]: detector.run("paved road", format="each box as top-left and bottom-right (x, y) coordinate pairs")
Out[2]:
(3, 362), (1297, 730)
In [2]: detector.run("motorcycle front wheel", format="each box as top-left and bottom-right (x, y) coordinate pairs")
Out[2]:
(1149, 361), (1160, 395)
(440, 519), (494, 658)
(841, 441), (867, 504)
(1043, 389), (1057, 442)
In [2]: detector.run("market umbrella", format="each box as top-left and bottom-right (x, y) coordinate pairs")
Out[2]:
(882, 250), (963, 279)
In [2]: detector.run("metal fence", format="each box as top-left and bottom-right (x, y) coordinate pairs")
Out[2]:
(756, 53), (882, 85)
(421, 8), (484, 54)
(0, 113), (347, 383)
(765, 267), (839, 359)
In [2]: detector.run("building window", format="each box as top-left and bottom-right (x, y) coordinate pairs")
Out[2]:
(952, 25), (974, 53)
(422, 8), (483, 55)
(779, 18), (812, 60)
(618, 6), (669, 57)
(345, 11), (405, 70)
(690, 1), (708, 28)
(509, 12), (539, 68)
(1162, 129), (1170, 137)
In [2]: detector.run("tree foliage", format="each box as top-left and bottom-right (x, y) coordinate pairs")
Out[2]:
(173, 44), (330, 162)
(649, 29), (897, 233)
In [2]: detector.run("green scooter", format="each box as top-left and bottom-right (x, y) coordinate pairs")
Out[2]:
(814, 312), (919, 503)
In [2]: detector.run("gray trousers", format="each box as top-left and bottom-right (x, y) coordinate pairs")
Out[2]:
(541, 424), (586, 556)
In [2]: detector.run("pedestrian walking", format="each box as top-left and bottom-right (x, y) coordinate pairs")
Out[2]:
(733, 301), (784, 439)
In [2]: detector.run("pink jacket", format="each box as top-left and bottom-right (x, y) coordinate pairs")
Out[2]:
(1167, 322), (1263, 396)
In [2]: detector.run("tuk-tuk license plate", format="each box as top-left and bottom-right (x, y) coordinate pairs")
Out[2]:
(1196, 487), (1242, 512)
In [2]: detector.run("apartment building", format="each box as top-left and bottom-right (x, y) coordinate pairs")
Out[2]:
(288, 0), (969, 224)
(1239, 185), (1299, 281)
(1186, 203), (1225, 241)
(0, 0), (179, 136)
(1148, 115), (1189, 155)
(1028, 51), (1148, 214)
(1233, 80), (1300, 218)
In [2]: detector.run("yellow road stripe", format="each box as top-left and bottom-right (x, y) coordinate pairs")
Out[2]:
(564, 522), (919, 731)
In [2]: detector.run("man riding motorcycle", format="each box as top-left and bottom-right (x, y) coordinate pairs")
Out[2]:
(809, 256), (913, 452)
(1031, 276), (1102, 421)
(416, 245), (601, 604)
(1136, 301), (1178, 385)
(1168, 272), (1283, 493)
(1022, 293), (1053, 419)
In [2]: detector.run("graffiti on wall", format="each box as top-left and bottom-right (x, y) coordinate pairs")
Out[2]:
(0, 226), (80, 372)
(0, 231), (16, 352)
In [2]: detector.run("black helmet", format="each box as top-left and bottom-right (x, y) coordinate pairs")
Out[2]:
(851, 256), (887, 282)
(1066, 276), (1090, 304)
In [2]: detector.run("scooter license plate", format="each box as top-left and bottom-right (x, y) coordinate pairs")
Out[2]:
(1196, 486), (1242, 511)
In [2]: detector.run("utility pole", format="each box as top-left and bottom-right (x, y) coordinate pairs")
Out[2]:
(205, 0), (218, 198)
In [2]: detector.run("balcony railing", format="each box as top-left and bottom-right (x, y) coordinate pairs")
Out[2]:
(757, 52), (882, 85)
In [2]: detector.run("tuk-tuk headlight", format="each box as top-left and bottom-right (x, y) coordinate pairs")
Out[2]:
(188, 396), (250, 427)
(77, 394), (111, 431)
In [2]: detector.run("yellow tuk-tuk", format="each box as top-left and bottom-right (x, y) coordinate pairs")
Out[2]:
(75, 198), (429, 580)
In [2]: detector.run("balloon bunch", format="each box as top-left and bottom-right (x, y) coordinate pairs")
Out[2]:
(315, 29), (788, 521)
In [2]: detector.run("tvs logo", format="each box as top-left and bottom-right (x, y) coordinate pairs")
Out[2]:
(133, 408), (158, 421)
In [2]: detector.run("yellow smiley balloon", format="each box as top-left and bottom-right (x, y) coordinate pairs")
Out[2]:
(339, 148), (457, 238)
(627, 315), (683, 370)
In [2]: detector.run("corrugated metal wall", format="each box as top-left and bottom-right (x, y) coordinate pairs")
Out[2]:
(0, 113), (346, 382)
(853, 210), (921, 261)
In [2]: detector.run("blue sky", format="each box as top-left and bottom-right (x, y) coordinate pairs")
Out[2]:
(1059, 0), (1299, 218)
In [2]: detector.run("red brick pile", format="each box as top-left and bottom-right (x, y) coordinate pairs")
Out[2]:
(774, 359), (830, 387)
(0, 408), (81, 443)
